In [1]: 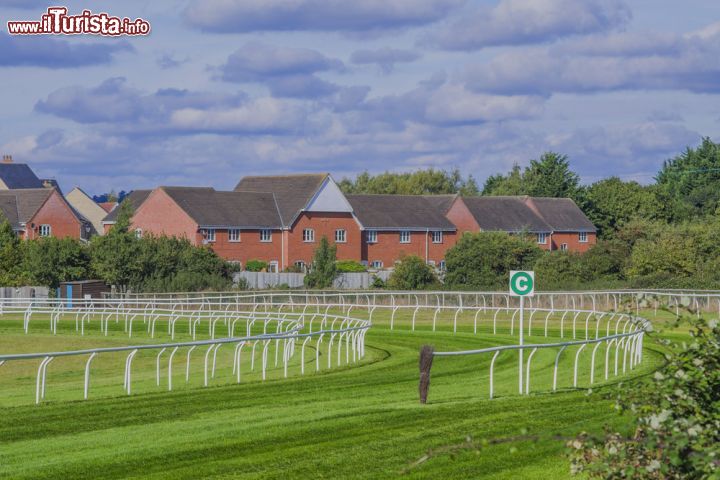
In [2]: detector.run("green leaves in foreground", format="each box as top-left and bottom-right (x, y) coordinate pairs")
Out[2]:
(569, 318), (720, 479)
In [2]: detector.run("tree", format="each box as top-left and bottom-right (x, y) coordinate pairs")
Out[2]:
(444, 232), (542, 289)
(387, 255), (438, 290)
(580, 177), (663, 237)
(0, 216), (25, 286)
(89, 201), (141, 291)
(656, 137), (720, 220)
(482, 153), (581, 201)
(304, 237), (337, 288)
(23, 237), (90, 290)
(339, 168), (479, 196)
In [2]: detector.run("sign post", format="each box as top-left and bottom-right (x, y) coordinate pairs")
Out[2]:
(509, 270), (534, 394)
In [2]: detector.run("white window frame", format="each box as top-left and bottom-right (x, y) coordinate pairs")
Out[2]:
(39, 224), (52, 237)
(260, 229), (272, 242)
(439, 260), (446, 271)
(431, 231), (443, 244)
(560, 243), (568, 251)
(268, 261), (279, 273)
(294, 260), (306, 272)
(399, 231), (411, 244)
(229, 229), (241, 242)
(579, 232), (588, 243)
(303, 228), (315, 243)
(202, 228), (216, 243)
(537, 233), (548, 245)
(371, 260), (383, 269)
(335, 229), (347, 243)
(133, 228), (142, 239)
(366, 230), (378, 243)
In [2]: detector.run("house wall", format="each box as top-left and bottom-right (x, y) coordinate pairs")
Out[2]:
(549, 232), (597, 253)
(363, 230), (456, 268)
(205, 229), (282, 269)
(25, 190), (82, 240)
(287, 212), (362, 267)
(445, 197), (480, 233)
(66, 188), (108, 236)
(130, 189), (198, 242)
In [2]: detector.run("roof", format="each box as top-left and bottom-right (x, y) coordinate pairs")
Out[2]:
(98, 202), (117, 213)
(161, 187), (283, 228)
(527, 197), (597, 232)
(421, 194), (458, 214)
(462, 196), (596, 233)
(346, 194), (456, 230)
(234, 173), (328, 226)
(0, 188), (54, 227)
(102, 189), (151, 223)
(462, 196), (551, 233)
(0, 163), (44, 189)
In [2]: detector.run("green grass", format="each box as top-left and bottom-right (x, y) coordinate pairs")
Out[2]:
(0, 307), (678, 479)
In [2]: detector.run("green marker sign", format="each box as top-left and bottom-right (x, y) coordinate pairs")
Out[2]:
(509, 270), (534, 297)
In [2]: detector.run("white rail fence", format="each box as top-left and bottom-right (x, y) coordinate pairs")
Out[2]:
(1, 289), (714, 405)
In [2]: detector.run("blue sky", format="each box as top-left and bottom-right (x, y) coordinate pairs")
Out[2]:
(1, 0), (719, 195)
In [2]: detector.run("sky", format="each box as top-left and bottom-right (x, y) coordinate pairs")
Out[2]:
(1, 0), (719, 195)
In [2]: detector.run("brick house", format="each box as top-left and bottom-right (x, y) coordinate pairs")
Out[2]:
(447, 195), (596, 252)
(234, 174), (362, 271)
(126, 187), (284, 270)
(0, 188), (87, 240)
(346, 194), (457, 269)
(101, 189), (151, 234)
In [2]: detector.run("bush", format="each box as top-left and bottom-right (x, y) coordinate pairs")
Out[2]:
(387, 255), (438, 290)
(336, 260), (367, 272)
(444, 232), (542, 290)
(569, 318), (720, 478)
(371, 275), (386, 289)
(245, 259), (267, 272)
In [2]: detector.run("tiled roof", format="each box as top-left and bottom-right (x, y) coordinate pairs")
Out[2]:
(347, 194), (456, 230)
(0, 188), (54, 227)
(161, 187), (282, 228)
(103, 189), (151, 223)
(527, 197), (597, 232)
(0, 163), (44, 189)
(234, 173), (328, 226)
(98, 202), (117, 213)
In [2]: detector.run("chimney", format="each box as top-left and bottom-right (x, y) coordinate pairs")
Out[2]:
(2, 155), (12, 164)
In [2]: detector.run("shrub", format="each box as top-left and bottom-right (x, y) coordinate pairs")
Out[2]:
(444, 232), (542, 290)
(569, 318), (720, 478)
(387, 255), (438, 290)
(245, 259), (267, 272)
(336, 260), (367, 272)
(371, 275), (386, 289)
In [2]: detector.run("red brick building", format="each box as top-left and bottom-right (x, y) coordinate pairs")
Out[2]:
(101, 173), (597, 271)
(448, 195), (597, 252)
(0, 188), (87, 240)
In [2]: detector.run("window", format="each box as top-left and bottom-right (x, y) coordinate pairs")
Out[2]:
(579, 232), (588, 243)
(335, 229), (346, 243)
(202, 228), (216, 243)
(366, 230), (377, 243)
(399, 231), (411, 243)
(294, 260), (306, 272)
(431, 231), (443, 244)
(229, 229), (241, 242)
(439, 260), (446, 271)
(303, 228), (315, 243)
(427, 260), (436, 267)
(39, 224), (51, 237)
(560, 243), (568, 251)
(133, 228), (142, 239)
(268, 261), (279, 273)
(260, 229), (272, 242)
(371, 260), (383, 269)
(537, 233), (548, 244)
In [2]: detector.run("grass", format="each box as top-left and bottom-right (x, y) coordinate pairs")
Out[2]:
(0, 307), (681, 479)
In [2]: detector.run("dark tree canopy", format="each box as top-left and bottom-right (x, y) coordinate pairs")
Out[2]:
(339, 168), (479, 196)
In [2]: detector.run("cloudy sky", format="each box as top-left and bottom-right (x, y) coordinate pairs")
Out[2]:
(1, 0), (719, 195)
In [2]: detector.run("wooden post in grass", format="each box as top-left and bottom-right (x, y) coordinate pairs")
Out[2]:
(419, 345), (434, 404)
